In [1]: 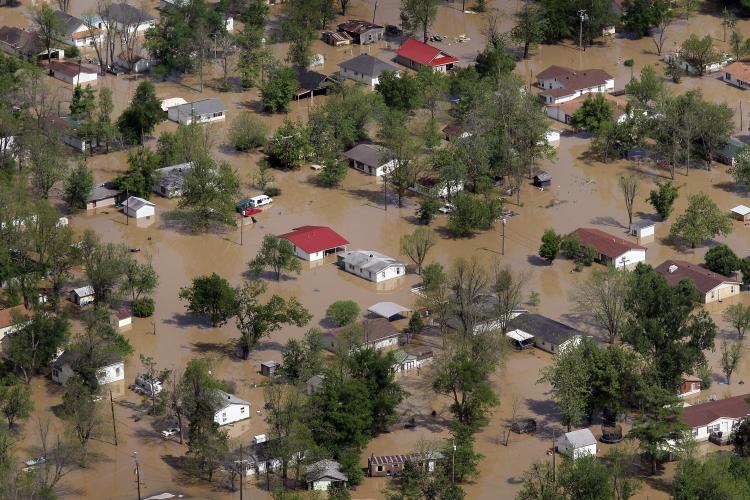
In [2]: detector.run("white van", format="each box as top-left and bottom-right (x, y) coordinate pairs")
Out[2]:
(132, 375), (162, 396)
(248, 195), (272, 208)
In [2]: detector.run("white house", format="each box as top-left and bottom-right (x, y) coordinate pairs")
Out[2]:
(322, 318), (401, 352)
(570, 228), (646, 269)
(167, 99), (226, 125)
(277, 225), (349, 262)
(664, 51), (732, 75)
(213, 390), (250, 426)
(116, 49), (152, 73)
(51, 350), (124, 385)
(723, 61), (750, 89)
(114, 309), (132, 329)
(410, 177), (464, 198)
(102, 3), (156, 33)
(338, 250), (406, 283)
(558, 429), (597, 459)
(654, 260), (740, 304)
(48, 61), (98, 85)
(338, 54), (400, 89)
(70, 286), (95, 306)
(536, 65), (614, 104)
(53, 11), (102, 47)
(306, 459), (348, 491)
(682, 394), (750, 442)
(0, 304), (30, 341)
(629, 220), (655, 239)
(123, 196), (155, 219)
(343, 143), (396, 177)
(545, 93), (628, 125)
(46, 116), (98, 152)
(392, 346), (433, 374)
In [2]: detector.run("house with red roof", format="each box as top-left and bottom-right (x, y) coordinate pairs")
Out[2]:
(277, 226), (349, 262)
(570, 228), (646, 269)
(536, 65), (614, 104)
(681, 393), (750, 442)
(395, 39), (458, 73)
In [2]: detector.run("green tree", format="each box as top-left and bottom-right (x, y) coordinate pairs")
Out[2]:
(538, 340), (591, 431)
(122, 258), (159, 303)
(64, 160), (94, 210)
(625, 65), (665, 108)
(723, 303), (750, 341)
(704, 244), (739, 277)
(261, 66), (299, 113)
(694, 99), (733, 171)
(84, 240), (132, 306)
(376, 71), (421, 112)
(234, 279), (311, 359)
(400, 227), (436, 275)
(400, 0), (437, 43)
(669, 193), (732, 248)
(511, 3), (547, 58)
(517, 461), (563, 500)
(558, 455), (612, 499)
(539, 229), (562, 263)
(731, 417), (750, 457)
(447, 192), (502, 237)
(417, 196), (440, 225)
(347, 348), (407, 433)
(647, 181), (679, 220)
(116, 147), (160, 199)
(316, 159), (348, 187)
(680, 34), (720, 76)
(96, 87), (116, 152)
(325, 300), (360, 327)
(0, 383), (33, 429)
(306, 378), (374, 452)
(475, 41), (516, 83)
(178, 273), (238, 327)
(228, 110), (268, 151)
(117, 81), (166, 145)
(60, 375), (100, 464)
(280, 329), (324, 382)
(248, 234), (302, 281)
(720, 340), (742, 384)
(569, 94), (613, 133)
(266, 119), (312, 169)
(6, 311), (69, 383)
(672, 454), (750, 499)
(449, 422), (482, 483)
(729, 147), (750, 189)
(30, 2), (63, 62)
(621, 0), (671, 39)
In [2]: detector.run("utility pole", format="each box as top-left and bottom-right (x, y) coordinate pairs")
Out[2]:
(383, 174), (387, 211)
(134, 452), (142, 500)
(110, 390), (118, 446)
(125, 189), (129, 225)
(740, 101), (744, 131)
(239, 444), (244, 500)
(501, 218), (506, 255)
(451, 440), (456, 483)
(551, 430), (556, 482)
(578, 9), (588, 51)
(372, 0), (378, 25)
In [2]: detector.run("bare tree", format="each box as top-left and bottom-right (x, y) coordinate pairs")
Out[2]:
(57, 0), (71, 13)
(35, 418), (78, 489)
(491, 263), (528, 333)
(618, 175), (639, 227)
(652, 13), (673, 56)
(449, 257), (488, 338)
(82, 12), (108, 74)
(571, 267), (630, 344)
(214, 31), (236, 91)
(165, 370), (184, 444)
(31, 3), (64, 64)
(400, 227), (437, 275)
(721, 340), (742, 384)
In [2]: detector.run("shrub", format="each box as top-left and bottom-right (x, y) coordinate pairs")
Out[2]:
(316, 160), (348, 187)
(325, 300), (360, 326)
(264, 186), (281, 197)
(417, 196), (440, 225)
(229, 111), (268, 151)
(132, 297), (155, 318)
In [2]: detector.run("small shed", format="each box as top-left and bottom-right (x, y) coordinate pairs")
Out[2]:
(558, 429), (597, 459)
(322, 30), (353, 46)
(123, 196), (155, 219)
(368, 302), (410, 321)
(732, 205), (750, 222)
(260, 361), (278, 377)
(70, 286), (94, 306)
(629, 219), (655, 238)
(115, 309), (132, 328)
(532, 172), (551, 188)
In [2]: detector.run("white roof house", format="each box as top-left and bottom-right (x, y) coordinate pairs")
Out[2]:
(732, 205), (750, 221)
(368, 302), (410, 320)
(71, 285), (95, 306)
(213, 390), (250, 426)
(338, 250), (406, 283)
(123, 196), (155, 219)
(558, 429), (597, 459)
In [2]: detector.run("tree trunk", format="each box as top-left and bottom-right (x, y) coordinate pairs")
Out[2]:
(523, 41), (529, 59)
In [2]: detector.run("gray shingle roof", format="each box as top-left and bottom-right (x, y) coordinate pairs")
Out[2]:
(506, 313), (582, 347)
(87, 183), (121, 202)
(306, 459), (348, 483)
(109, 3), (155, 24)
(564, 428), (597, 448)
(214, 390), (249, 412)
(339, 54), (399, 78)
(343, 143), (392, 168)
(53, 10), (85, 36)
(170, 98), (225, 117)
(340, 250), (404, 274)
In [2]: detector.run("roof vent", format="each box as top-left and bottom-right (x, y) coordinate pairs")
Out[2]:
(669, 264), (678, 273)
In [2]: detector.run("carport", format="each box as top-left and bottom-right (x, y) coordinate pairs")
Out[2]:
(506, 329), (534, 349)
(368, 302), (411, 321)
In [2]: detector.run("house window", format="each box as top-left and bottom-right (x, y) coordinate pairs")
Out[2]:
(396, 268), (401, 275)
(115, 367), (121, 376)
(732, 287), (735, 293)
(369, 272), (372, 279)
(711, 291), (715, 299)
(692, 428), (698, 437)
(381, 272), (385, 278)
(708, 424), (720, 433)
(222, 412), (227, 421)
(377, 465), (383, 472)
(241, 407), (245, 414)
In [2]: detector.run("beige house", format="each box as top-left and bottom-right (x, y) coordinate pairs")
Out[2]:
(654, 260), (740, 304)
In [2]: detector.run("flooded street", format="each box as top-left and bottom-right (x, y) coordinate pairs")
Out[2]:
(5, 0), (750, 498)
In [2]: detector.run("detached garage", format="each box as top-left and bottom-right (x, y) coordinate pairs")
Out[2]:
(123, 196), (155, 219)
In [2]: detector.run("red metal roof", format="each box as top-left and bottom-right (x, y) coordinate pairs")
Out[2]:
(396, 38), (458, 67)
(277, 226), (349, 254)
(570, 228), (645, 259)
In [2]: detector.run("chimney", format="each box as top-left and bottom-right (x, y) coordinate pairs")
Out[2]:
(669, 264), (678, 274)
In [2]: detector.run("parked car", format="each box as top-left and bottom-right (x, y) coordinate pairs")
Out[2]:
(22, 456), (46, 472)
(132, 375), (163, 396)
(240, 207), (263, 218)
(510, 418), (537, 434)
(246, 194), (272, 208)
(438, 203), (455, 214)
(161, 427), (180, 439)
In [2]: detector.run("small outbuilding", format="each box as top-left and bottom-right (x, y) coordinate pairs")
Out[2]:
(506, 329), (534, 349)
(678, 374), (702, 398)
(337, 19), (384, 45)
(629, 219), (655, 239)
(70, 286), (95, 306)
(506, 313), (582, 354)
(532, 172), (551, 188)
(306, 459), (348, 491)
(154, 163), (193, 198)
(114, 309), (132, 329)
(260, 361), (278, 377)
(123, 196), (155, 219)
(294, 70), (338, 100)
(48, 60), (98, 85)
(367, 302), (410, 321)
(321, 30), (353, 46)
(716, 137), (748, 167)
(86, 183), (123, 210)
(557, 428), (597, 459)
(732, 205), (750, 222)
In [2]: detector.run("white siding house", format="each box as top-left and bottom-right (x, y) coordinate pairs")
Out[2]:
(213, 390), (250, 426)
(536, 66), (614, 104)
(167, 99), (226, 125)
(338, 250), (406, 283)
(338, 54), (400, 89)
(0, 305), (30, 341)
(570, 228), (646, 269)
(682, 394), (750, 442)
(558, 429), (597, 459)
(51, 350), (124, 385)
(723, 62), (750, 90)
(343, 143), (396, 177)
(123, 196), (155, 219)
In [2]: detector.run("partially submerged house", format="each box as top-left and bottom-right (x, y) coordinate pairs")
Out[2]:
(392, 346), (433, 373)
(678, 374), (702, 398)
(343, 143), (396, 177)
(654, 260), (740, 304)
(506, 313), (583, 354)
(337, 20), (384, 44)
(536, 65), (614, 105)
(167, 99), (225, 125)
(410, 176), (464, 198)
(339, 54), (400, 89)
(306, 374), (326, 395)
(153, 162), (193, 198)
(0, 26), (64, 60)
(123, 196), (155, 219)
(716, 137), (748, 167)
(277, 225), (349, 262)
(681, 393), (750, 441)
(629, 219), (655, 239)
(0, 304), (30, 341)
(322, 318), (401, 352)
(70, 285), (95, 306)
(114, 309), (132, 329)
(85, 182), (122, 210)
(294, 70), (337, 100)
(723, 61), (750, 90)
(338, 250), (406, 283)
(51, 350), (124, 385)
(260, 361), (278, 377)
(395, 38), (458, 73)
(732, 205), (750, 222)
(46, 115), (98, 152)
(53, 10), (102, 47)
(368, 452), (443, 477)
(532, 172), (551, 188)
(664, 51), (732, 76)
(105, 2), (156, 33)
(545, 92), (627, 125)
(306, 459), (347, 491)
(570, 228), (646, 269)
(321, 30), (353, 47)
(116, 48), (152, 73)
(213, 390), (250, 426)
(558, 429), (597, 459)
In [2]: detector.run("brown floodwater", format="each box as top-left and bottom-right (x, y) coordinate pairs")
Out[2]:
(6, 0), (750, 497)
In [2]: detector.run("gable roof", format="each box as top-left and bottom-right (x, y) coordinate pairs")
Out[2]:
(681, 393), (750, 428)
(53, 10), (85, 36)
(330, 318), (400, 346)
(396, 38), (458, 67)
(277, 226), (349, 254)
(338, 19), (383, 34)
(306, 459), (347, 483)
(506, 313), (582, 346)
(343, 143), (392, 167)
(214, 390), (249, 412)
(0, 26), (45, 57)
(564, 428), (597, 448)
(49, 60), (98, 77)
(87, 182), (121, 202)
(0, 305), (30, 328)
(125, 196), (154, 211)
(654, 260), (739, 294)
(553, 93), (627, 119)
(724, 61), (750, 82)
(109, 3), (155, 24)
(296, 70), (336, 93)
(339, 54), (399, 78)
(570, 228), (645, 259)
(52, 349), (122, 370)
(72, 285), (94, 297)
(340, 250), (405, 274)
(170, 98), (225, 116)
(537, 66), (613, 98)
